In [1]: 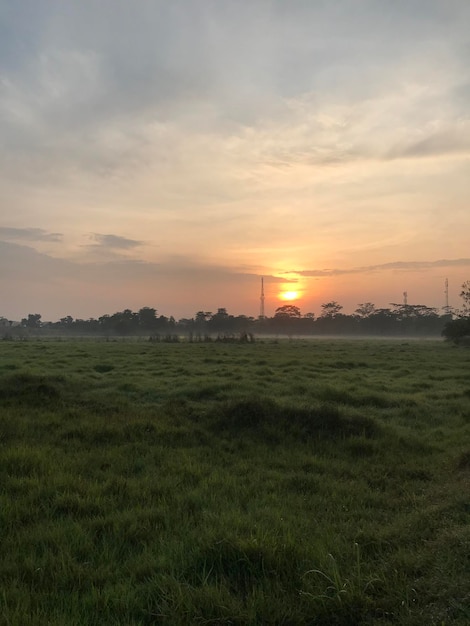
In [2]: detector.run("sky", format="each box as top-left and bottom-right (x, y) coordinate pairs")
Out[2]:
(1, 0), (469, 321)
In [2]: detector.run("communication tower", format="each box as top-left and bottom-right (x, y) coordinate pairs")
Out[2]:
(444, 278), (449, 312)
(260, 277), (265, 319)
(403, 291), (408, 306)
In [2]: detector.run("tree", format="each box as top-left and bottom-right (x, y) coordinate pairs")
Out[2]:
(365, 308), (397, 335)
(442, 280), (470, 343)
(209, 308), (236, 333)
(109, 309), (137, 335)
(395, 303), (437, 317)
(59, 315), (74, 327)
(274, 305), (301, 319)
(320, 301), (343, 319)
(442, 317), (470, 344)
(195, 311), (211, 325)
(459, 281), (470, 316)
(273, 305), (302, 336)
(354, 302), (376, 319)
(137, 307), (158, 330)
(21, 313), (42, 329)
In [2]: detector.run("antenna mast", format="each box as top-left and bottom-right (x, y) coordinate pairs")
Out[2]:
(403, 291), (408, 306)
(260, 277), (265, 319)
(445, 278), (449, 312)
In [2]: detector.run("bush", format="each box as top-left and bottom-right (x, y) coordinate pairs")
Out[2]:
(442, 318), (470, 344)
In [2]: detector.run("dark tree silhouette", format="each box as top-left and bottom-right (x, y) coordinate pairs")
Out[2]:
(320, 301), (343, 318)
(354, 303), (376, 318)
(442, 280), (470, 343)
(274, 305), (301, 319)
(21, 313), (42, 329)
(459, 281), (470, 316)
(13, 293), (453, 339)
(137, 307), (158, 330)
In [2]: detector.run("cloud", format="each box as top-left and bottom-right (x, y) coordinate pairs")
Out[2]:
(1, 238), (293, 287)
(0, 239), (74, 281)
(295, 259), (470, 277)
(0, 227), (62, 242)
(89, 233), (143, 250)
(2, 1), (469, 187)
(0, 239), (292, 318)
(387, 125), (470, 160)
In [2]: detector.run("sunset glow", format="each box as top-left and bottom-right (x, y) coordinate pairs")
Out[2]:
(280, 291), (300, 302)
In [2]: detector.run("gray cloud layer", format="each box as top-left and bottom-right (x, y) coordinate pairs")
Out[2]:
(89, 234), (143, 250)
(0, 239), (286, 285)
(0, 227), (62, 242)
(1, 1), (469, 184)
(296, 259), (470, 277)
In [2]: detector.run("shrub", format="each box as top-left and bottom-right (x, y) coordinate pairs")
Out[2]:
(442, 318), (470, 345)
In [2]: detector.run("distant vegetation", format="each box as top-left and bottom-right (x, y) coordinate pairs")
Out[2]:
(2, 296), (467, 340)
(0, 339), (469, 624)
(441, 280), (470, 345)
(4, 281), (468, 341)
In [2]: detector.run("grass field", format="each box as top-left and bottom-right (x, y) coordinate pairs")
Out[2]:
(0, 338), (469, 625)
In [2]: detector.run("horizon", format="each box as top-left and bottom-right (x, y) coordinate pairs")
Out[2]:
(5, 283), (461, 325)
(1, 1), (469, 321)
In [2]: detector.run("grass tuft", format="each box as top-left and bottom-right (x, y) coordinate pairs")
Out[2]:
(93, 363), (115, 373)
(0, 372), (66, 405)
(213, 397), (379, 440)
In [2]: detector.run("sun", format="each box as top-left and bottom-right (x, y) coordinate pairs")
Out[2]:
(279, 290), (299, 301)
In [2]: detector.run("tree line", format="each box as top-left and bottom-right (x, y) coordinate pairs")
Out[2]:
(1, 282), (468, 341)
(0, 297), (460, 342)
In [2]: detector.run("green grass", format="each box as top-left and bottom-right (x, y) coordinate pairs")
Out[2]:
(0, 339), (469, 624)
